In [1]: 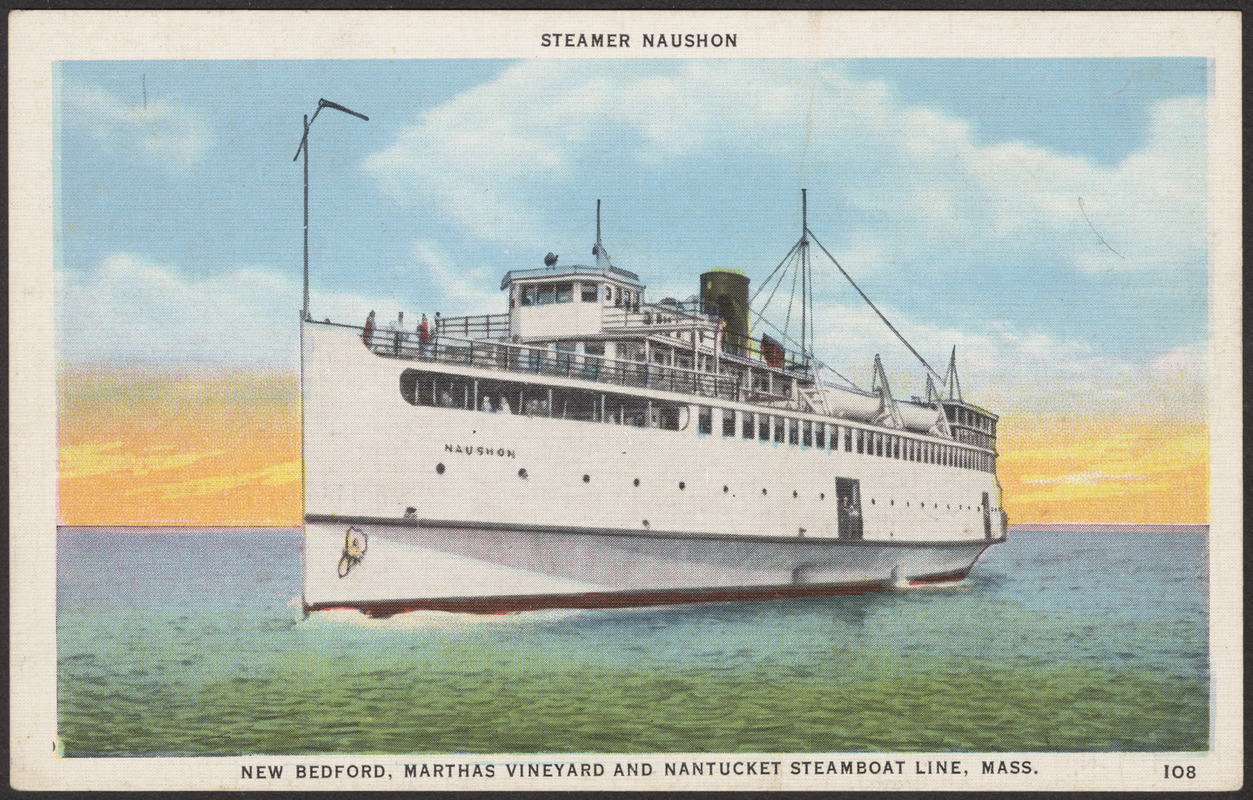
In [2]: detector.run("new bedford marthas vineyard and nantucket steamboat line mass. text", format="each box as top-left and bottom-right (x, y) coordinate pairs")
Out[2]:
(299, 184), (1007, 616)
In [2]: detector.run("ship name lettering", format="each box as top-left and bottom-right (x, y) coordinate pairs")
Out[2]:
(541, 33), (629, 48)
(444, 444), (515, 458)
(641, 33), (736, 48)
(403, 763), (495, 779)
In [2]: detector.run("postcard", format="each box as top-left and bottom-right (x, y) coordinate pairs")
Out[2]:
(10, 9), (1242, 791)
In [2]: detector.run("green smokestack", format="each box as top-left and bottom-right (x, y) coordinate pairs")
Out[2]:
(700, 269), (750, 356)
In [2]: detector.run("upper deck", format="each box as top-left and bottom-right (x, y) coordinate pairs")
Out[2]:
(344, 314), (998, 461)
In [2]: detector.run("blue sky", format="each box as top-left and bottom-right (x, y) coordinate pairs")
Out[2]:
(54, 58), (1208, 416)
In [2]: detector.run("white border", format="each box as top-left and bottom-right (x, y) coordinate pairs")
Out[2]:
(9, 10), (1242, 791)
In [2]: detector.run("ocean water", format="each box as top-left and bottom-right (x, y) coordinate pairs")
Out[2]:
(57, 528), (1208, 756)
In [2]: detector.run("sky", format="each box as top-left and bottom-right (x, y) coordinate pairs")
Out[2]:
(53, 58), (1211, 525)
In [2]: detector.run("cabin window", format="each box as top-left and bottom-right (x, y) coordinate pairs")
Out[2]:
(584, 341), (605, 357)
(894, 436), (901, 459)
(874, 433), (883, 457)
(581, 283), (598, 302)
(653, 403), (684, 431)
(802, 420), (813, 448)
(788, 419), (798, 446)
(551, 386), (597, 422)
(774, 417), (786, 444)
(723, 408), (736, 438)
(843, 426), (852, 452)
(698, 406), (713, 436)
(520, 286), (535, 306)
(742, 411), (754, 440)
(814, 422), (825, 449)
(759, 414), (771, 442)
(555, 282), (573, 303)
(856, 428), (865, 454)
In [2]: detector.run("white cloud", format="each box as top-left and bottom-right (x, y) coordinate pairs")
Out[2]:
(804, 296), (1207, 420)
(364, 61), (1205, 283)
(56, 255), (400, 369)
(411, 240), (501, 315)
(62, 81), (212, 166)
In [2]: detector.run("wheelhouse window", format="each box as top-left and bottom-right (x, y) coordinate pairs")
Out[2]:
(537, 284), (555, 305)
(555, 282), (573, 303)
(520, 286), (535, 306)
(581, 283), (598, 302)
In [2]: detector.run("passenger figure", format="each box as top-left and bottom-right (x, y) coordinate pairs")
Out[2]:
(499, 396), (512, 415)
(440, 389), (455, 408)
(362, 310), (376, 349)
(392, 311), (405, 356)
(481, 396), (494, 413)
(419, 313), (431, 359)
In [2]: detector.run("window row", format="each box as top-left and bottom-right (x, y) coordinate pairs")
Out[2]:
(699, 406), (996, 473)
(399, 369), (994, 473)
(400, 370), (687, 430)
(513, 281), (641, 310)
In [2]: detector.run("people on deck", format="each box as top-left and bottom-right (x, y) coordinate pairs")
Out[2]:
(419, 314), (431, 359)
(362, 310), (376, 349)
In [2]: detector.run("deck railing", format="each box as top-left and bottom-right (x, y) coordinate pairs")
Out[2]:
(354, 322), (743, 402)
(434, 313), (510, 340)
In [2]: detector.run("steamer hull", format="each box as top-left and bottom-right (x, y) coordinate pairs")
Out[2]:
(303, 517), (992, 615)
(301, 322), (1005, 615)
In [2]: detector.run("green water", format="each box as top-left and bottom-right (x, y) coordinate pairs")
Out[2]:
(58, 529), (1208, 755)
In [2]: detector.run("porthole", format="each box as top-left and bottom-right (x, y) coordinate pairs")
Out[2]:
(871, 498), (875, 505)
(792, 490), (798, 498)
(762, 488), (768, 495)
(723, 485), (729, 493)
(678, 481), (686, 490)
(435, 463), (445, 475)
(518, 468), (528, 479)
(582, 474), (590, 483)
(633, 478), (640, 487)
(890, 499), (894, 506)
(820, 492), (825, 500)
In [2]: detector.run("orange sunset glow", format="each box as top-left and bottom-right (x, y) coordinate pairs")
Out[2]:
(56, 369), (1208, 527)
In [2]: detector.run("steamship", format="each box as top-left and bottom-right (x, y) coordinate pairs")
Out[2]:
(301, 194), (1007, 616)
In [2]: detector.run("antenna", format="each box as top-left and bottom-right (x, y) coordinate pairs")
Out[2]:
(592, 199), (612, 269)
(293, 98), (369, 321)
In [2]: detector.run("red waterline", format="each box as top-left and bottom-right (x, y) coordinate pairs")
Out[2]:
(308, 580), (889, 618)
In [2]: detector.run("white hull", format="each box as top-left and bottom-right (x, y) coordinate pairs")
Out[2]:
(303, 517), (993, 615)
(301, 322), (1005, 614)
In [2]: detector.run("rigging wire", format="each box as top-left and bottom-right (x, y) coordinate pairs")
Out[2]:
(806, 228), (944, 382)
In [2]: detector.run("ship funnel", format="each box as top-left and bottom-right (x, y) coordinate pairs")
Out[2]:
(701, 270), (750, 356)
